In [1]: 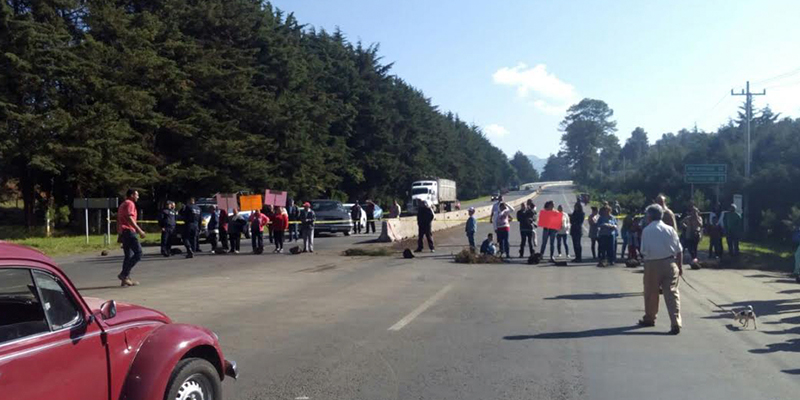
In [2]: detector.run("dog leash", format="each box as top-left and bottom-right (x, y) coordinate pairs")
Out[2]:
(680, 274), (730, 313)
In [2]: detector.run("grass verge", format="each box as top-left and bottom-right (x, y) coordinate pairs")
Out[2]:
(4, 232), (160, 257)
(697, 236), (796, 272)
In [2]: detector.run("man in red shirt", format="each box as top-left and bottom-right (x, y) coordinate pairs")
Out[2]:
(117, 189), (146, 287)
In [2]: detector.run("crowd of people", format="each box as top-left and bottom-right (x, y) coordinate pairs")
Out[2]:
(472, 193), (766, 270)
(115, 190), (336, 287)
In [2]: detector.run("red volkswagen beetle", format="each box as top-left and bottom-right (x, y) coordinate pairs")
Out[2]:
(0, 243), (238, 400)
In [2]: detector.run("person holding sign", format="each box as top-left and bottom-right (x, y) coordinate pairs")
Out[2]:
(538, 201), (561, 262)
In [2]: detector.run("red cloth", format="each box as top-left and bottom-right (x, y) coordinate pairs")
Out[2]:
(219, 209), (229, 230)
(249, 213), (269, 232)
(272, 213), (289, 231)
(117, 199), (137, 234)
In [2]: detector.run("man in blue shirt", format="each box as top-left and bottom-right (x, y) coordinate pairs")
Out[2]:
(465, 207), (477, 249)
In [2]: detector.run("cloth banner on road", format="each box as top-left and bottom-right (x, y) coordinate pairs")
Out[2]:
(240, 195), (263, 211)
(263, 189), (288, 207)
(216, 194), (237, 213)
(539, 210), (563, 230)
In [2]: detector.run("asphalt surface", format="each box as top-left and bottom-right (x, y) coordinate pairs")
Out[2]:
(56, 185), (800, 400)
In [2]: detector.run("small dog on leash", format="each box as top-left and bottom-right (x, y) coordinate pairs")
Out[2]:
(732, 305), (757, 329)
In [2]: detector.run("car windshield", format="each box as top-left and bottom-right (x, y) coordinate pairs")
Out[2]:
(412, 188), (429, 195)
(311, 201), (341, 212)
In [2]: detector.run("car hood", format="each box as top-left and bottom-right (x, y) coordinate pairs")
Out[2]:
(84, 297), (172, 326)
(314, 210), (349, 219)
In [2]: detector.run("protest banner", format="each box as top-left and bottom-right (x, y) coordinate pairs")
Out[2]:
(215, 193), (238, 212)
(239, 195), (263, 211)
(538, 210), (563, 230)
(263, 190), (288, 207)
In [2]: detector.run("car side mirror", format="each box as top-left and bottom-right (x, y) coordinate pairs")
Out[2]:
(100, 300), (117, 320)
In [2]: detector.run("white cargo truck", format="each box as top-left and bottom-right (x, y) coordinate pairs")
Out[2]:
(407, 178), (457, 213)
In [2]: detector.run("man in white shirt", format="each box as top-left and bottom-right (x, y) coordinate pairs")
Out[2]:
(639, 204), (684, 335)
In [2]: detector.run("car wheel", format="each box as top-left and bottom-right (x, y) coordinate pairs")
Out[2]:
(165, 358), (222, 400)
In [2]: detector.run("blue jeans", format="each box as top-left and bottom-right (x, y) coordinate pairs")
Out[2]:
(467, 232), (475, 249)
(496, 229), (510, 257)
(120, 230), (142, 278)
(540, 229), (557, 257)
(252, 230), (263, 252)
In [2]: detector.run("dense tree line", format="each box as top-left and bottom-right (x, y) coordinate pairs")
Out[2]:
(556, 97), (800, 240)
(0, 0), (524, 227)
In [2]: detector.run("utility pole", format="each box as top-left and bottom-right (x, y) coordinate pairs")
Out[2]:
(731, 81), (765, 236)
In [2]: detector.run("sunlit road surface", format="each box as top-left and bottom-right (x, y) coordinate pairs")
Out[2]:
(58, 185), (800, 399)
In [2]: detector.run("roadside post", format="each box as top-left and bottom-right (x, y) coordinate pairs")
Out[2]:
(73, 198), (119, 245)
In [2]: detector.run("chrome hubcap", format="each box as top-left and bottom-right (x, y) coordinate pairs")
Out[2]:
(176, 378), (205, 400)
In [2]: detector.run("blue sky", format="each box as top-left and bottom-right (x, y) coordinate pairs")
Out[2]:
(269, 0), (800, 159)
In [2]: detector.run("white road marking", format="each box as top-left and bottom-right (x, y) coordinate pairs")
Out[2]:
(296, 396), (310, 400)
(388, 284), (454, 331)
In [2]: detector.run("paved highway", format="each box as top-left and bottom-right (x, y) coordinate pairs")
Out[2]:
(57, 184), (800, 399)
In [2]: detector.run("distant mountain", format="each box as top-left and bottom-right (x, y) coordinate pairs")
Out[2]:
(527, 155), (548, 173)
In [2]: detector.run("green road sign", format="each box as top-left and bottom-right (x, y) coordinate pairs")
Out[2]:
(684, 164), (727, 184)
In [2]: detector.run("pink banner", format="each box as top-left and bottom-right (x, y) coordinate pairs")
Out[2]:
(539, 210), (563, 230)
(263, 189), (288, 207)
(215, 194), (238, 212)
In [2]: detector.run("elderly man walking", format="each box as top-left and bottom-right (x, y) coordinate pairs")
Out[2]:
(639, 204), (684, 335)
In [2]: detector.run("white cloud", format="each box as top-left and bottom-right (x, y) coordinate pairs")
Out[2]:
(493, 63), (576, 101)
(484, 124), (510, 137)
(532, 99), (569, 116)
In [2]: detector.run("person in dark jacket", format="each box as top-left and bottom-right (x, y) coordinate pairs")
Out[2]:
(207, 205), (220, 253)
(415, 201), (435, 252)
(365, 200), (377, 234)
(179, 197), (202, 258)
(351, 203), (363, 234)
(300, 202), (316, 252)
(518, 202), (535, 258)
(287, 199), (300, 242)
(570, 201), (585, 262)
(219, 208), (229, 251)
(158, 201), (177, 257)
(228, 208), (246, 254)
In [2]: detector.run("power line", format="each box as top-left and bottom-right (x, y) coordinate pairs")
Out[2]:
(730, 81), (765, 236)
(753, 66), (800, 85)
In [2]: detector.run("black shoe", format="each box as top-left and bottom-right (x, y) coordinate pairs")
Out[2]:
(669, 326), (681, 335)
(414, 249), (423, 253)
(571, 258), (580, 263)
(637, 319), (655, 327)
(186, 253), (193, 259)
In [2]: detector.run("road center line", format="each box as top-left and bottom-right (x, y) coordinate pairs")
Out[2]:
(388, 284), (454, 331)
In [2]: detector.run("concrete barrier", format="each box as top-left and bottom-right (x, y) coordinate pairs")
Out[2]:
(378, 181), (572, 242)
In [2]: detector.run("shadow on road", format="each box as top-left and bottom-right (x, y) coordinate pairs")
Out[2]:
(504, 325), (670, 340)
(781, 369), (800, 375)
(545, 292), (642, 301)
